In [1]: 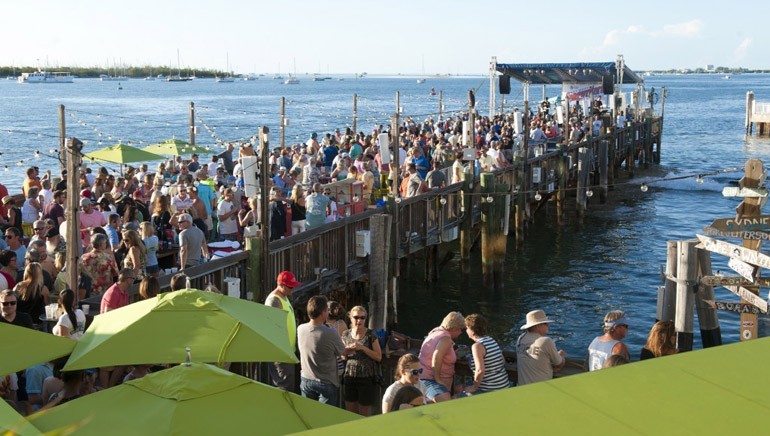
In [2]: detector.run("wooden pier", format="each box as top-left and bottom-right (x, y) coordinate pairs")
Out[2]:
(745, 91), (770, 136)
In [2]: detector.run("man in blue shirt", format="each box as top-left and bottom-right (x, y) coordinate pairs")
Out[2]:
(104, 213), (121, 251)
(412, 147), (431, 180)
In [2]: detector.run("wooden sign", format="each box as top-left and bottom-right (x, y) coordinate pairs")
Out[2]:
(696, 234), (770, 269)
(722, 187), (768, 198)
(707, 215), (770, 232)
(723, 286), (769, 313)
(702, 226), (770, 240)
(701, 275), (770, 287)
(728, 258), (758, 282)
(707, 300), (764, 314)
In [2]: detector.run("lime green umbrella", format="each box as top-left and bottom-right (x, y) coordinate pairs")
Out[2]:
(28, 363), (359, 435)
(1, 398), (43, 436)
(0, 323), (75, 377)
(63, 289), (297, 371)
(84, 143), (165, 165)
(144, 138), (212, 156)
(297, 337), (770, 435)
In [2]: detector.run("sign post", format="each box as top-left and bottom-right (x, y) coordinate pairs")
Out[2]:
(737, 159), (764, 341)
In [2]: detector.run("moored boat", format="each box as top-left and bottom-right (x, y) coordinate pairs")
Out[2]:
(17, 71), (73, 84)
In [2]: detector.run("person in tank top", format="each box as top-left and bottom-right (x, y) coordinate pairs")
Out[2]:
(586, 310), (630, 371)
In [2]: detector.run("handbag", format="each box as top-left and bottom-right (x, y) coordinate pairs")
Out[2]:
(243, 223), (259, 238)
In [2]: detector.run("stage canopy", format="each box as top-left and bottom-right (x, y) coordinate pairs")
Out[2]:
(496, 62), (642, 85)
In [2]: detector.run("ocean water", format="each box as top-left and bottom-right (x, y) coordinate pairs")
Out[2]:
(1, 73), (769, 358)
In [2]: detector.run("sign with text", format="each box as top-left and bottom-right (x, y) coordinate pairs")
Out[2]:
(722, 187), (768, 198)
(708, 300), (764, 314)
(562, 83), (602, 101)
(723, 286), (769, 313)
(707, 215), (770, 233)
(696, 235), (770, 269)
(728, 258), (758, 282)
(701, 275), (770, 287)
(702, 226), (770, 240)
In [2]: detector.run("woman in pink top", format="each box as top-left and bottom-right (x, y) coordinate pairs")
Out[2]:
(417, 311), (465, 402)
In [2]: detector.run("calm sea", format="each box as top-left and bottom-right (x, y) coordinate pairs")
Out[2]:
(2, 73), (769, 358)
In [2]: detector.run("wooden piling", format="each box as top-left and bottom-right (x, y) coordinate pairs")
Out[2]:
(655, 87), (666, 164)
(515, 164), (526, 248)
(352, 94), (358, 134)
(58, 105), (66, 173)
(556, 148), (567, 225)
(368, 214), (391, 331)
(280, 97), (286, 149)
(598, 140), (609, 204)
(189, 102), (195, 146)
(494, 182), (509, 288)
(480, 173), (495, 287)
(674, 239), (698, 352)
(258, 127), (271, 293)
(244, 237), (262, 301)
(65, 138), (83, 297)
(438, 90), (443, 119)
(695, 247), (722, 347)
(576, 147), (589, 218)
(739, 159), (763, 341)
(660, 240), (678, 322)
(460, 168), (474, 275)
(745, 91), (754, 136)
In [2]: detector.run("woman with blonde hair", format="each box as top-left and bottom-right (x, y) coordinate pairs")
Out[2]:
(418, 311), (464, 403)
(341, 305), (382, 416)
(140, 222), (159, 277)
(640, 320), (678, 360)
(586, 310), (630, 371)
(14, 262), (49, 321)
(121, 229), (147, 281)
(288, 185), (306, 235)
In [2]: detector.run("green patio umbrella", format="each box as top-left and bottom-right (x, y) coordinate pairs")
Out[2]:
(84, 143), (166, 175)
(0, 323), (75, 377)
(28, 363), (359, 435)
(63, 289), (297, 371)
(0, 397), (43, 436)
(296, 337), (770, 435)
(143, 138), (212, 156)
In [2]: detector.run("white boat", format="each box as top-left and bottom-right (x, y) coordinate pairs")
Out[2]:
(17, 71), (73, 84)
(416, 78), (426, 84)
(273, 75), (285, 80)
(216, 53), (236, 83)
(243, 74), (258, 81)
(167, 49), (191, 82)
(284, 76), (299, 85)
(100, 74), (129, 81)
(144, 76), (156, 81)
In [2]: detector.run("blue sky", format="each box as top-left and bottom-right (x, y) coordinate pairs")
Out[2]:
(1, 0), (767, 74)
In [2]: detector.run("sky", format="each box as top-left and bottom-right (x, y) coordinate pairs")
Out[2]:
(1, 0), (768, 74)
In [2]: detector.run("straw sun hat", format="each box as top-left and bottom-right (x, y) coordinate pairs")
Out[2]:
(520, 310), (554, 330)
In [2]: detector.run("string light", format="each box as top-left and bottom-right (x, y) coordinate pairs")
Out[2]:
(640, 183), (649, 192)
(586, 189), (594, 198)
(534, 191), (542, 201)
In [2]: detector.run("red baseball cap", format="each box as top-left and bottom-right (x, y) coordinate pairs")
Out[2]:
(277, 271), (300, 288)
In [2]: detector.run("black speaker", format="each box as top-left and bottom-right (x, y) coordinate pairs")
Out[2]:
(499, 75), (511, 95)
(602, 76), (614, 95)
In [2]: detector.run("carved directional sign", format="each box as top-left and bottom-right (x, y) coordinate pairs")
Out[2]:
(701, 275), (770, 287)
(728, 258), (758, 282)
(723, 286), (769, 313)
(707, 215), (770, 232)
(702, 226), (770, 240)
(708, 300), (764, 314)
(696, 234), (770, 269)
(722, 187), (768, 198)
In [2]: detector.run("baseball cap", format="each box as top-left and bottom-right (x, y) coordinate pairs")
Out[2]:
(277, 271), (301, 288)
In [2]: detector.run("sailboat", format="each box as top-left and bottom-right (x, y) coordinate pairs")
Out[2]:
(215, 53), (235, 83)
(416, 54), (426, 84)
(167, 49), (191, 82)
(273, 62), (284, 80)
(284, 58), (299, 85)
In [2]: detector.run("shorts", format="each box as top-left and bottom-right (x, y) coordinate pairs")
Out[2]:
(421, 378), (449, 401)
(343, 376), (378, 406)
(146, 264), (159, 274)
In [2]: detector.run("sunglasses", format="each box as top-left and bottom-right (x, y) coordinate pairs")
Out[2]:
(352, 316), (366, 320)
(4, 235), (13, 239)
(409, 368), (423, 376)
(1, 301), (17, 307)
(34, 228), (45, 231)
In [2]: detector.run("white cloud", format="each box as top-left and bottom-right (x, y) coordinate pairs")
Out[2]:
(733, 37), (753, 61)
(602, 29), (621, 47)
(659, 19), (703, 38)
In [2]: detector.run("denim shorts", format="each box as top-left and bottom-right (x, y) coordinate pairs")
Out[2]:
(421, 378), (449, 401)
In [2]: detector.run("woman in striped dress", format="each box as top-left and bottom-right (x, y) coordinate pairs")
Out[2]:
(461, 314), (511, 394)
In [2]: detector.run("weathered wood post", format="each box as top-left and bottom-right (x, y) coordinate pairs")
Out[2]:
(58, 105), (66, 173)
(598, 140), (609, 204)
(494, 182), (509, 288)
(280, 97), (286, 149)
(460, 168), (474, 275)
(515, 162), (526, 248)
(352, 94), (358, 134)
(480, 173), (495, 287)
(65, 137), (83, 299)
(659, 240), (678, 322)
(656, 87), (666, 164)
(438, 90), (443, 120)
(738, 159), (764, 341)
(745, 91), (754, 136)
(695, 248), (722, 347)
(674, 239), (698, 352)
(189, 102), (195, 146)
(576, 147), (589, 218)
(368, 214), (391, 331)
(258, 127), (271, 294)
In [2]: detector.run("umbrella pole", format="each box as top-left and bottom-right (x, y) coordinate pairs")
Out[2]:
(120, 163), (123, 177)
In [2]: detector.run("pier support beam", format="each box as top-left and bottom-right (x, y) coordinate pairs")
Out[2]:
(746, 91), (754, 136)
(494, 183), (509, 289)
(576, 147), (589, 219)
(695, 247), (721, 348)
(480, 173), (495, 287)
(460, 168), (474, 275)
(598, 140), (609, 204)
(368, 214), (391, 331)
(556, 147), (567, 225)
(674, 239), (698, 352)
(659, 240), (678, 322)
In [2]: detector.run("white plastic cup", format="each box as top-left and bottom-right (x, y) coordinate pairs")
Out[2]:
(82, 304), (90, 315)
